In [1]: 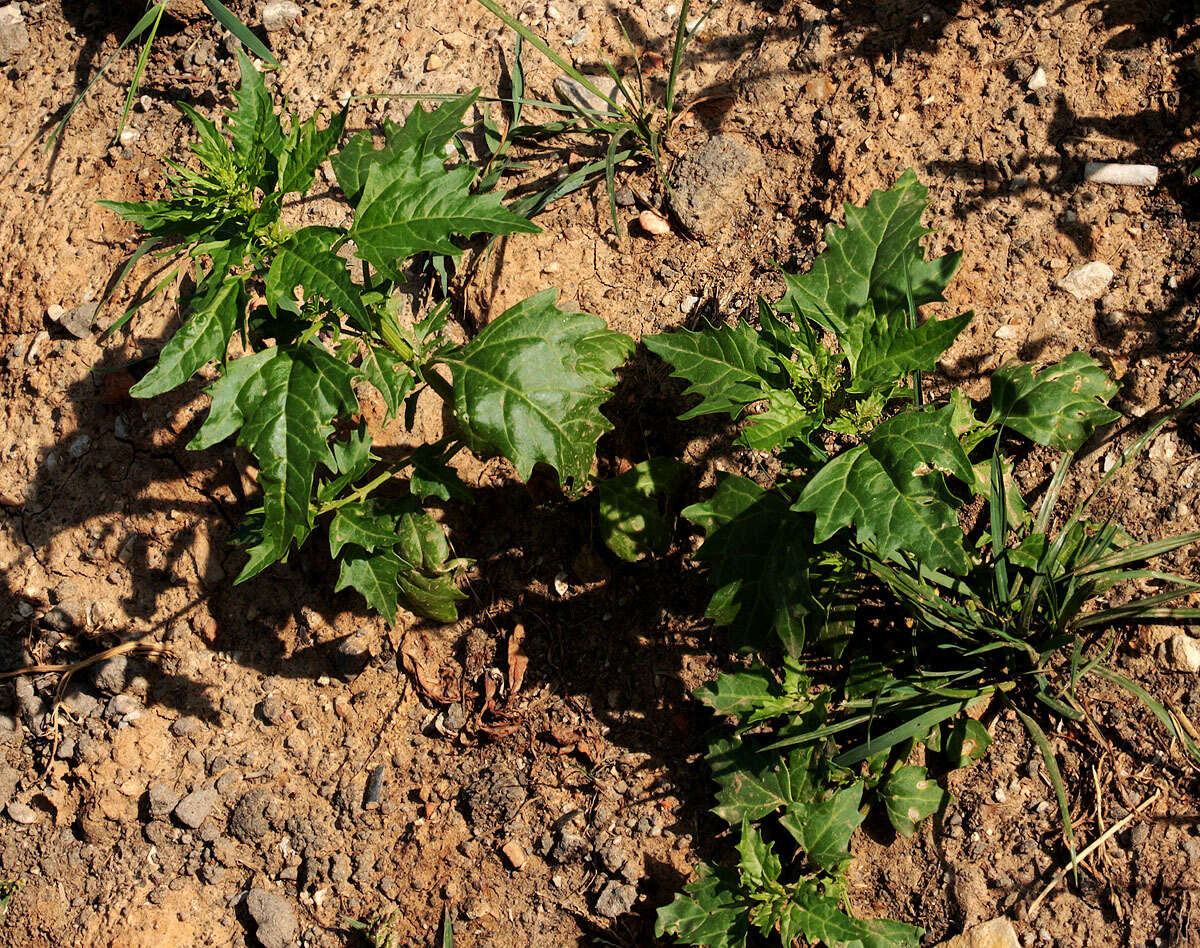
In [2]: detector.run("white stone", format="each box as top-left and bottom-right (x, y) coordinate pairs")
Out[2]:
(1055, 261), (1114, 301)
(1084, 162), (1159, 187)
(1162, 634), (1200, 673)
(262, 1), (302, 33)
(936, 917), (1020, 947)
(554, 75), (624, 120)
(1026, 66), (1047, 91)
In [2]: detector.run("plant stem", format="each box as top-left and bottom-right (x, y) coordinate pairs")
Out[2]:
(316, 438), (464, 516)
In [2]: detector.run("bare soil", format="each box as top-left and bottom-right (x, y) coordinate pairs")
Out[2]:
(2, 1), (1200, 946)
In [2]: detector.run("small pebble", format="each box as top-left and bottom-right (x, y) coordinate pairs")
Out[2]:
(1055, 261), (1114, 301)
(425, 52), (444, 72)
(501, 840), (527, 870)
(1084, 161), (1159, 188)
(1026, 66), (1048, 91)
(638, 209), (671, 236)
(7, 802), (37, 825)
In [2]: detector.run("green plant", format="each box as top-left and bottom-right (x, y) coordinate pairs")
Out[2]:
(100, 55), (631, 624)
(52, 1), (278, 147)
(468, 0), (717, 229)
(0, 878), (23, 917)
(647, 174), (1200, 946)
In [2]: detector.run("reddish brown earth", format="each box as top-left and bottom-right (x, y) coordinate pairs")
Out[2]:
(2, 1), (1200, 946)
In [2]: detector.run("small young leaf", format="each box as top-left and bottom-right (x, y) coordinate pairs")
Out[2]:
(441, 289), (633, 491)
(644, 321), (774, 420)
(879, 765), (948, 837)
(735, 821), (781, 888)
(229, 49), (285, 161)
(989, 352), (1120, 451)
(736, 388), (823, 453)
(695, 665), (778, 719)
(597, 458), (685, 561)
(279, 108), (347, 196)
(944, 718), (992, 769)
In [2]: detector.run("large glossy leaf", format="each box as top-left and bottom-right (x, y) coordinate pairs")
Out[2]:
(779, 892), (921, 948)
(643, 321), (774, 420)
(778, 170), (960, 336)
(332, 94), (477, 203)
(597, 458), (685, 561)
(780, 784), (864, 873)
(441, 289), (633, 490)
(335, 547), (402, 622)
(346, 101), (539, 279)
(684, 475), (819, 654)
(190, 344), (360, 580)
(989, 352), (1119, 451)
(795, 407), (974, 574)
(130, 276), (244, 398)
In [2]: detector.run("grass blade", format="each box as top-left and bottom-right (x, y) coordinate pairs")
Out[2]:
(115, 4), (166, 143)
(664, 0), (692, 137)
(47, 3), (164, 148)
(1014, 706), (1077, 875)
(1072, 532), (1200, 577)
(97, 237), (164, 336)
(833, 699), (974, 767)
(990, 447), (1010, 605)
(470, 0), (620, 112)
(1093, 665), (1200, 762)
(605, 128), (629, 235)
(201, 0), (280, 66)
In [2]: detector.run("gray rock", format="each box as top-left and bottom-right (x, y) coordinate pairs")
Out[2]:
(61, 687), (101, 719)
(550, 829), (589, 863)
(174, 786), (219, 828)
(148, 783), (180, 820)
(56, 737), (76, 760)
(554, 74), (623, 122)
(260, 694), (286, 725)
(7, 802), (37, 825)
(53, 302), (98, 339)
(0, 764), (19, 808)
(668, 135), (763, 237)
(171, 715), (202, 737)
(262, 1), (302, 32)
(330, 852), (352, 883)
(0, 4), (28, 65)
(106, 693), (141, 721)
(245, 889), (298, 948)
(1055, 261), (1114, 301)
(229, 789), (272, 842)
(595, 879), (637, 918)
(92, 655), (129, 695)
(42, 601), (84, 631)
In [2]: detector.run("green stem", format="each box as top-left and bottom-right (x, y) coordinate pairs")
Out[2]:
(421, 364), (455, 403)
(317, 437), (464, 516)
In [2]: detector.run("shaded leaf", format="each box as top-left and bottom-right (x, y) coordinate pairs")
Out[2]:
(685, 475), (820, 654)
(597, 458), (685, 561)
(264, 226), (370, 329)
(780, 784), (864, 873)
(708, 736), (817, 825)
(842, 304), (972, 394)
